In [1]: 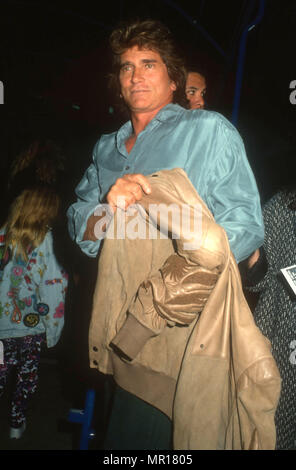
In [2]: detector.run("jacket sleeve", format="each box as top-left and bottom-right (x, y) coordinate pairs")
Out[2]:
(110, 173), (225, 361)
(110, 254), (219, 361)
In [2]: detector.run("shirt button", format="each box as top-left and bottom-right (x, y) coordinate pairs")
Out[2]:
(125, 166), (130, 171)
(93, 346), (98, 352)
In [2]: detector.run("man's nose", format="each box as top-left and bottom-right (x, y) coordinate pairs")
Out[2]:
(131, 67), (143, 83)
(197, 95), (204, 107)
(193, 95), (204, 109)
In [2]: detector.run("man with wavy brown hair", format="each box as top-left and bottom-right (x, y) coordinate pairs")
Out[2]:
(68, 18), (264, 449)
(108, 19), (188, 114)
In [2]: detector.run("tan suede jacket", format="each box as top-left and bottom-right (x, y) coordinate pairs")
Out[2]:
(89, 168), (281, 450)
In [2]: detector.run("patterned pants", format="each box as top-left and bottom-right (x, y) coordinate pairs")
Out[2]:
(0, 334), (45, 427)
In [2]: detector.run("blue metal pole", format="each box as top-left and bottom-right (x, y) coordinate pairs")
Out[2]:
(162, 0), (228, 58)
(79, 388), (96, 450)
(231, 0), (265, 125)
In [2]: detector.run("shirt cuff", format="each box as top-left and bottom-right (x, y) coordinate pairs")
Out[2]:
(240, 246), (268, 287)
(67, 203), (102, 258)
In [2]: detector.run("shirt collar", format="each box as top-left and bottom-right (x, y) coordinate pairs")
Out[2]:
(116, 103), (184, 151)
(152, 103), (184, 122)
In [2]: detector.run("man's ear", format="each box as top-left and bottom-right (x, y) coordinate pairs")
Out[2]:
(170, 81), (177, 91)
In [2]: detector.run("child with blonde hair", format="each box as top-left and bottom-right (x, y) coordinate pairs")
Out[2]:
(0, 141), (68, 439)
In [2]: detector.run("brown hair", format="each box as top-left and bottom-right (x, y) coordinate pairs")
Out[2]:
(3, 187), (60, 261)
(8, 140), (65, 190)
(186, 68), (206, 81)
(108, 19), (187, 112)
(2, 140), (65, 261)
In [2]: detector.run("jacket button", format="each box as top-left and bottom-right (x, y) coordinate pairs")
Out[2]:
(93, 346), (98, 352)
(93, 360), (98, 366)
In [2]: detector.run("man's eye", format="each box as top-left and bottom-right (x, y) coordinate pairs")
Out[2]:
(186, 90), (195, 96)
(121, 65), (132, 72)
(145, 63), (154, 69)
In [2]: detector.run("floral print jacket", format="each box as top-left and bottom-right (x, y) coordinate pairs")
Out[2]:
(0, 229), (68, 347)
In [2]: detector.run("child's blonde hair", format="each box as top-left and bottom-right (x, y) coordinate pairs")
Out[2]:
(3, 187), (60, 261)
(2, 139), (64, 261)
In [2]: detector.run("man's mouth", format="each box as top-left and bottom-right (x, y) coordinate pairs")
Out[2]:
(131, 89), (150, 94)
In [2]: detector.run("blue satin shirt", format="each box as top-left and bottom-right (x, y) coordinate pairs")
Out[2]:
(67, 104), (264, 262)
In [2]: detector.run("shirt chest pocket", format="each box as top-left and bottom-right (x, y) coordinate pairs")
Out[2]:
(98, 166), (123, 201)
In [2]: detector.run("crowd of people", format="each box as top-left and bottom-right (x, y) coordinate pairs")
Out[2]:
(1, 18), (295, 450)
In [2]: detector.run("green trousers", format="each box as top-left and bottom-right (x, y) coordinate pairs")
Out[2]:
(103, 378), (172, 450)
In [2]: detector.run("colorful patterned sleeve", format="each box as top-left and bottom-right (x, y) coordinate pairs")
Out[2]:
(35, 231), (68, 348)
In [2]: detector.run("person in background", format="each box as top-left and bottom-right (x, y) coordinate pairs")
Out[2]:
(243, 186), (296, 449)
(185, 69), (207, 109)
(0, 142), (68, 439)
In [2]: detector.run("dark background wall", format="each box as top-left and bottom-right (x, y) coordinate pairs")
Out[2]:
(0, 0), (295, 204)
(0, 1), (295, 447)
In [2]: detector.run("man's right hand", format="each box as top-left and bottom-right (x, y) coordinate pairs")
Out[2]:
(106, 173), (151, 212)
(83, 173), (151, 241)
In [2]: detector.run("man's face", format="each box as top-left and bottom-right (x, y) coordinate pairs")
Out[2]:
(119, 46), (176, 115)
(185, 72), (206, 109)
